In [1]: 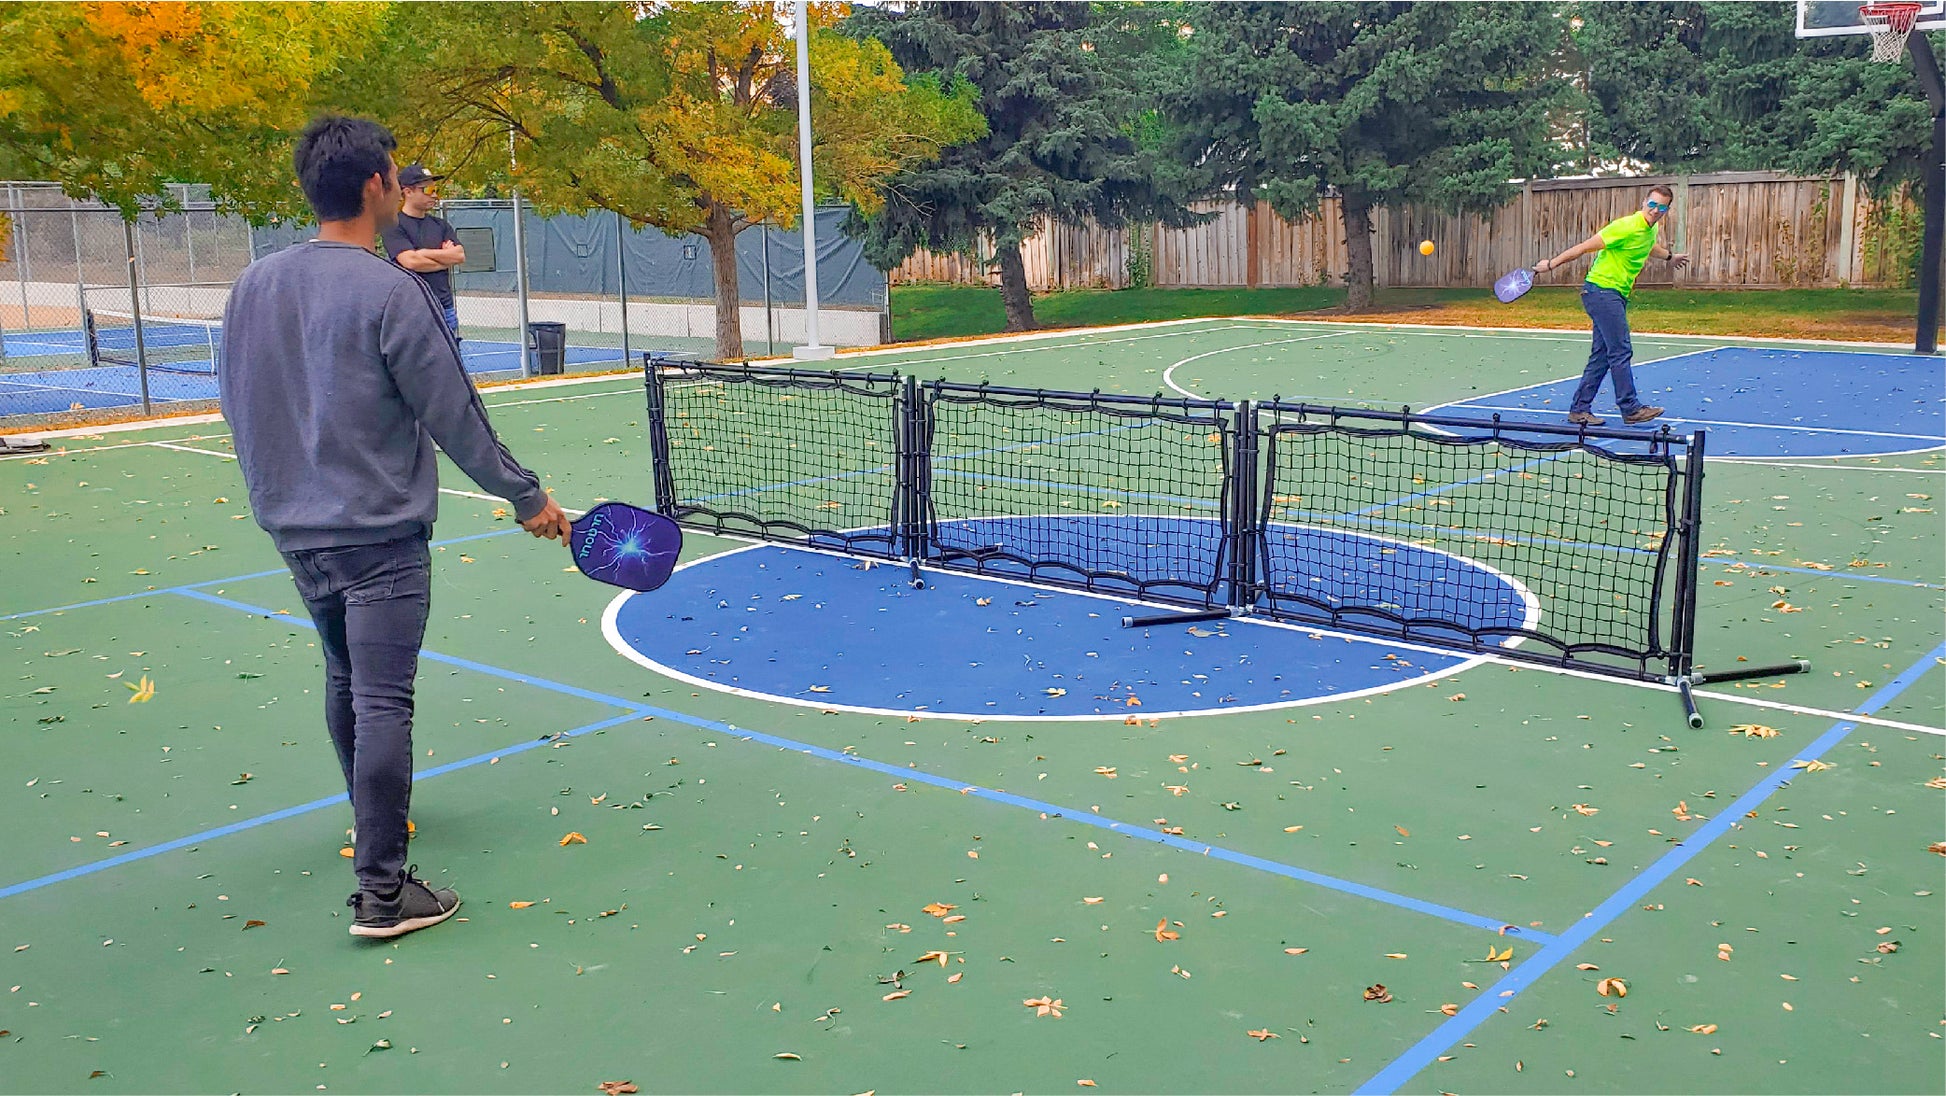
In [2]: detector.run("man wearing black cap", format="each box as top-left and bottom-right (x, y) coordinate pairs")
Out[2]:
(382, 164), (465, 338)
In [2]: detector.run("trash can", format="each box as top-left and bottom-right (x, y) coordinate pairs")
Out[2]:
(528, 321), (567, 376)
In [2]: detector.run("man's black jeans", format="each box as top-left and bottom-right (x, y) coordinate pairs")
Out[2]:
(281, 535), (432, 906)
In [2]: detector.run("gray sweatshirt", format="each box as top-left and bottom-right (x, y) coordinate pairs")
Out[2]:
(218, 241), (547, 553)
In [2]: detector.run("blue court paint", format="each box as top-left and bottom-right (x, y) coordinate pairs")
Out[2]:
(1353, 640), (1946, 1095)
(1441, 347), (1945, 458)
(606, 535), (1499, 720)
(0, 336), (627, 416)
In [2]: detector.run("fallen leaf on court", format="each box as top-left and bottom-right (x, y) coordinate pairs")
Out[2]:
(881, 990), (909, 1001)
(1187, 627), (1217, 637)
(125, 675), (155, 703)
(1394, 825), (1410, 837)
(1689, 1023), (1718, 1035)
(1246, 1028), (1279, 1041)
(1876, 940), (1901, 954)
(808, 685), (831, 694)
(1023, 996), (1064, 1018)
(1447, 693), (1466, 702)
(1167, 754), (1188, 764)
(1570, 803), (1598, 816)
(922, 903), (956, 918)
(948, 972), (963, 984)
(1576, 963), (1599, 971)
(1154, 919), (1180, 942)
(1486, 947), (1513, 962)
(1284, 947), (1308, 955)
(459, 556), (476, 564)
(597, 1082), (639, 1095)
(271, 968), (290, 976)
(1929, 842), (1946, 856)
(509, 901), (536, 909)
(1730, 724), (1780, 738)
(1126, 696), (1142, 707)
(916, 950), (950, 966)
(1596, 977), (1627, 997)
(1083, 897), (1104, 905)
(1790, 758), (1833, 772)
(560, 832), (588, 846)
(1093, 766), (1117, 778)
(1363, 984), (1392, 1003)
(1385, 953), (1408, 960)
(975, 597), (992, 606)
(243, 920), (265, 930)
(1439, 1003), (1459, 1016)
(1673, 800), (1703, 822)
(1047, 688), (1068, 698)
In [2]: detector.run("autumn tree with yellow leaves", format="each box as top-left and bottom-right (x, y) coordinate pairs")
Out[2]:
(0, 1), (385, 216)
(378, 1), (982, 360)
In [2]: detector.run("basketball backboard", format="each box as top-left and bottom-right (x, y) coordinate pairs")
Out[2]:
(1797, 0), (1946, 37)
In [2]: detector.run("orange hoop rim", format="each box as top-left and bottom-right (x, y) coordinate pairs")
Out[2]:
(1860, 1), (1924, 34)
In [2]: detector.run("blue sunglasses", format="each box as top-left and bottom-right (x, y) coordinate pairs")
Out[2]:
(1646, 199), (1670, 213)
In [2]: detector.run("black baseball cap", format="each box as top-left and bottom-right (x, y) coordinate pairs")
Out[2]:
(398, 164), (444, 188)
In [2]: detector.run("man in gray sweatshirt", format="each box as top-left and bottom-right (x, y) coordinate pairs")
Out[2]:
(219, 114), (571, 939)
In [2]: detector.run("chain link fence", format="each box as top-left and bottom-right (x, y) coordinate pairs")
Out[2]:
(1, 184), (889, 433)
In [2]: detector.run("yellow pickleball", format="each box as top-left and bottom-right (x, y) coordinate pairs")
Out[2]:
(1418, 240), (1435, 256)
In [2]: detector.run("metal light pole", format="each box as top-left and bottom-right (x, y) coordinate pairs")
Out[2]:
(792, 0), (833, 360)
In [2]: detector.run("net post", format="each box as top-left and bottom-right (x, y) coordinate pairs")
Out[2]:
(122, 219), (152, 417)
(911, 377), (936, 569)
(644, 356), (676, 517)
(1228, 400), (1258, 611)
(898, 373), (925, 584)
(1669, 428), (1706, 723)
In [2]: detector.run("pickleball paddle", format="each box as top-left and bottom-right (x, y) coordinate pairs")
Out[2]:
(567, 502), (682, 592)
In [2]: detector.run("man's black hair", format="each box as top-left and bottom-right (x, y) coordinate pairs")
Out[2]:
(293, 114), (398, 222)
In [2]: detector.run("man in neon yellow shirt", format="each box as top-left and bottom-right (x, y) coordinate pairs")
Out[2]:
(1536, 184), (1690, 426)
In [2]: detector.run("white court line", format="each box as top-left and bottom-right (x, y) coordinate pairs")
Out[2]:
(144, 441), (585, 515)
(1161, 332), (1347, 399)
(1716, 458), (1946, 475)
(1458, 403), (1944, 443)
(1687, 688), (1943, 737)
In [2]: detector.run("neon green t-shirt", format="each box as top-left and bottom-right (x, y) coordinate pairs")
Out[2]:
(1585, 211), (1659, 297)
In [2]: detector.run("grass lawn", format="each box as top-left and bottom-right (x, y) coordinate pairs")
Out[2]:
(891, 282), (1929, 345)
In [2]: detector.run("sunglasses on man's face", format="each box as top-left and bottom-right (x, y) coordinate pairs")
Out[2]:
(1645, 200), (1670, 213)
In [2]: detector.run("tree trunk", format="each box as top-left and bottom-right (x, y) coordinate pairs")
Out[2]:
(995, 238), (1039, 331)
(1341, 197), (1376, 312)
(702, 203), (745, 361)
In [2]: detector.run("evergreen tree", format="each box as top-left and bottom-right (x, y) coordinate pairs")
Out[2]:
(1166, 1), (1566, 310)
(842, 1), (1194, 330)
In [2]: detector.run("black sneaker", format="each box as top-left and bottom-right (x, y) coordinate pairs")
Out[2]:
(348, 867), (460, 939)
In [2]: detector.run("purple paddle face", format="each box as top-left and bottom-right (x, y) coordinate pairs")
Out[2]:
(1494, 267), (1535, 303)
(567, 502), (682, 592)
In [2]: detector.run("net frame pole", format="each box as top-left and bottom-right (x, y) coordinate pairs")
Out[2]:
(791, 0), (832, 360)
(1229, 400), (1258, 611)
(644, 363), (677, 516)
(69, 209), (87, 342)
(122, 219), (152, 416)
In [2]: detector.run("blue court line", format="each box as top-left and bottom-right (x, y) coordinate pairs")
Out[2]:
(0, 710), (647, 902)
(1, 589), (160, 623)
(1353, 639), (1946, 1095)
(2, 586), (1551, 940)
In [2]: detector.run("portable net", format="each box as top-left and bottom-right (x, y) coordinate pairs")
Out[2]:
(85, 309), (222, 375)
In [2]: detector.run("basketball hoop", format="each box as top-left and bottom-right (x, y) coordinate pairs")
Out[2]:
(1861, 1), (1924, 61)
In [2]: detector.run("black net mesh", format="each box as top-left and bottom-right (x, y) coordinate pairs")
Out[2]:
(1253, 405), (1687, 672)
(651, 363), (907, 557)
(921, 384), (1233, 605)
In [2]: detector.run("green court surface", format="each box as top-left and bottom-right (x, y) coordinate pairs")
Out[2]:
(2, 317), (1941, 1094)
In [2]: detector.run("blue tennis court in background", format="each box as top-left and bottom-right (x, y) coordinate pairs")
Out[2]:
(0, 326), (628, 414)
(1439, 346), (1945, 457)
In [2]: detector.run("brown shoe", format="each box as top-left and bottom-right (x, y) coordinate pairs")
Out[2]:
(1623, 405), (1665, 425)
(1566, 410), (1603, 426)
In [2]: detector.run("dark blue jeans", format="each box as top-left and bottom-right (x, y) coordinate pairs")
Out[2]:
(1572, 283), (1644, 415)
(282, 536), (432, 903)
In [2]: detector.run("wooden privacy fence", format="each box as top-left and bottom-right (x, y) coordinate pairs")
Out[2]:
(893, 171), (1910, 291)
